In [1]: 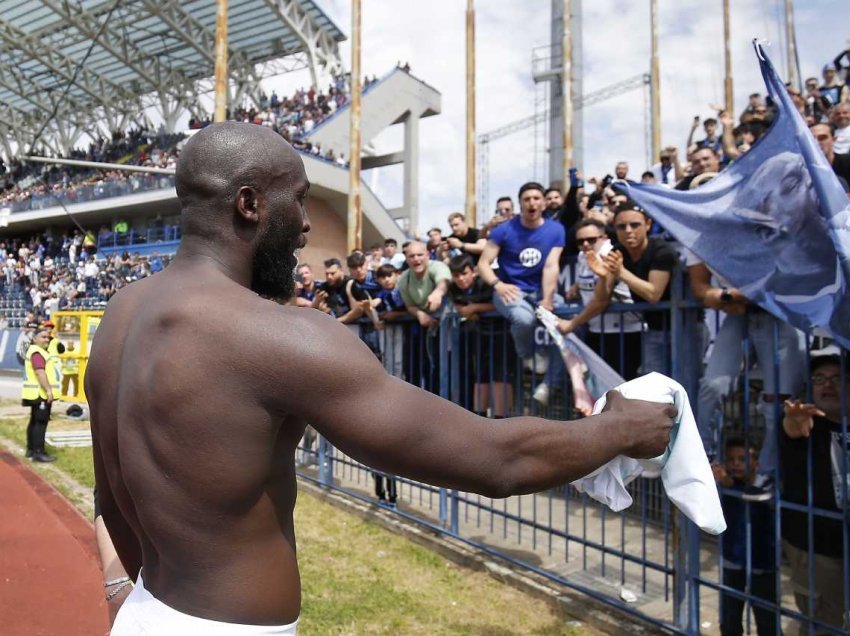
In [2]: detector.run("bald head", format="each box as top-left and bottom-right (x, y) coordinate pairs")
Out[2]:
(175, 122), (311, 300)
(176, 122), (305, 212)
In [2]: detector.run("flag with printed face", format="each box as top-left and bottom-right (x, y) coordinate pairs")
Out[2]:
(616, 42), (850, 348)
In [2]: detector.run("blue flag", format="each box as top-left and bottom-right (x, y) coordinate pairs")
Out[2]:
(617, 42), (850, 348)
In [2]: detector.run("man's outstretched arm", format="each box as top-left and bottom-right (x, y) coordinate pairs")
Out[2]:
(268, 309), (674, 498)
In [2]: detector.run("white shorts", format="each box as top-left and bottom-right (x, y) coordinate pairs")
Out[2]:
(112, 572), (298, 635)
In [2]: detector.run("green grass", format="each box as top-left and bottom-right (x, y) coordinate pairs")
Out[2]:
(0, 415), (96, 487)
(0, 415), (587, 635)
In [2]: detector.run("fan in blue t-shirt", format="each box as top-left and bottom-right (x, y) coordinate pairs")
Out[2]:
(478, 182), (567, 405)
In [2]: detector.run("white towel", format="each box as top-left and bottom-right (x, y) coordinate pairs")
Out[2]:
(572, 372), (727, 535)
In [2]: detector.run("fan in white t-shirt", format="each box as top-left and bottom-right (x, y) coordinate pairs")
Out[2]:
(559, 218), (644, 379)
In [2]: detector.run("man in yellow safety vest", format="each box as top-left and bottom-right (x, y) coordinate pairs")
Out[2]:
(22, 328), (56, 462)
(61, 342), (80, 397)
(44, 321), (64, 396)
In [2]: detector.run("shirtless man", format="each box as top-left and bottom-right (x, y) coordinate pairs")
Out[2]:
(88, 122), (676, 633)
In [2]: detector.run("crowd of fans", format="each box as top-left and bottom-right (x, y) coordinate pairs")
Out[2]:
(0, 46), (847, 634)
(290, 44), (850, 636)
(0, 73), (365, 212)
(0, 228), (170, 327)
(0, 128), (181, 211)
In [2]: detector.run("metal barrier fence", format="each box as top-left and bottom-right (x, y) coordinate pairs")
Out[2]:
(296, 266), (849, 635)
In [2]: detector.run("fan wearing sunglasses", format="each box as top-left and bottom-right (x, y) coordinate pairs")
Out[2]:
(605, 204), (677, 376)
(558, 219), (643, 379)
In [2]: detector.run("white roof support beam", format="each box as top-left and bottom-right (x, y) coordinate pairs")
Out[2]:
(139, 0), (265, 110)
(37, 0), (203, 121)
(263, 0), (343, 88)
(0, 20), (135, 111)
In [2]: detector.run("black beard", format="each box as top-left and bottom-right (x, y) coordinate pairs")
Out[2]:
(251, 215), (299, 301)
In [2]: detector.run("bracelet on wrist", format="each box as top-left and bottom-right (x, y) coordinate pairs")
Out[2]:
(104, 576), (131, 588)
(105, 579), (133, 601)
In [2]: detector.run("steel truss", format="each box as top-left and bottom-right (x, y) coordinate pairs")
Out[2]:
(0, 0), (344, 160)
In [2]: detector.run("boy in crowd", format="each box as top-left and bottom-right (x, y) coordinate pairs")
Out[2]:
(448, 255), (513, 418)
(712, 437), (778, 636)
(368, 263), (407, 507)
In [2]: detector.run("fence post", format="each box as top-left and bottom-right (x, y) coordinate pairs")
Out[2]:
(668, 264), (700, 633)
(318, 436), (333, 487)
(437, 306), (457, 529)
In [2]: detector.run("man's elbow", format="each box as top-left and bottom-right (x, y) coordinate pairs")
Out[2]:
(646, 289), (666, 304)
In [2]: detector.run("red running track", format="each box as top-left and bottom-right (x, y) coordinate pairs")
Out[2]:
(0, 450), (109, 636)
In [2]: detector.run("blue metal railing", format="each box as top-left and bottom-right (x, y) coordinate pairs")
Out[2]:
(295, 265), (850, 635)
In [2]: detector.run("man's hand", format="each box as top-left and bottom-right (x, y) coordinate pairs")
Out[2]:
(447, 236), (463, 250)
(603, 251), (623, 278)
(538, 297), (554, 312)
(457, 305), (480, 321)
(691, 115), (700, 130)
(416, 310), (436, 328)
(783, 399), (824, 438)
(711, 462), (733, 487)
(425, 289), (444, 313)
(494, 281), (522, 304)
(602, 390), (676, 459)
(557, 318), (575, 335)
(311, 290), (330, 313)
(586, 250), (608, 278)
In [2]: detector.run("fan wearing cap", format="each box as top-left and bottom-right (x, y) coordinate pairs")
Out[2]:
(780, 346), (849, 633)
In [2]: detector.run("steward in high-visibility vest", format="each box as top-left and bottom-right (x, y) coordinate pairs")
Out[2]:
(22, 329), (56, 463)
(61, 342), (80, 398)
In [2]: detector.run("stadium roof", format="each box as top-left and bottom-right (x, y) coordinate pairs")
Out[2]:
(0, 0), (345, 155)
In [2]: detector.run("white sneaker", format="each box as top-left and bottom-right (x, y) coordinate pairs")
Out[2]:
(533, 382), (550, 405)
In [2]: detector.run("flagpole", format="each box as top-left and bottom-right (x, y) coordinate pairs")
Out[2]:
(562, 0), (573, 188)
(722, 0), (734, 116)
(649, 0), (661, 162)
(213, 0), (228, 122)
(465, 0), (477, 228)
(784, 0), (799, 89)
(347, 0), (363, 254)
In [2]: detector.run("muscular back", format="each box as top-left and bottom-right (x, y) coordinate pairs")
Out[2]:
(87, 263), (304, 624)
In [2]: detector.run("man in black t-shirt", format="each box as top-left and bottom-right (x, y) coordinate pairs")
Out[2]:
(445, 212), (485, 262)
(604, 205), (677, 375)
(448, 255), (513, 418)
(780, 349), (849, 634)
(318, 258), (367, 324)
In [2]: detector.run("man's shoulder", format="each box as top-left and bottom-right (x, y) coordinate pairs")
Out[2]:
(647, 237), (677, 258)
(428, 260), (451, 277)
(540, 218), (566, 239)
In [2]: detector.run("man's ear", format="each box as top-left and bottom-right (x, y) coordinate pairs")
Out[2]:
(236, 186), (260, 223)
